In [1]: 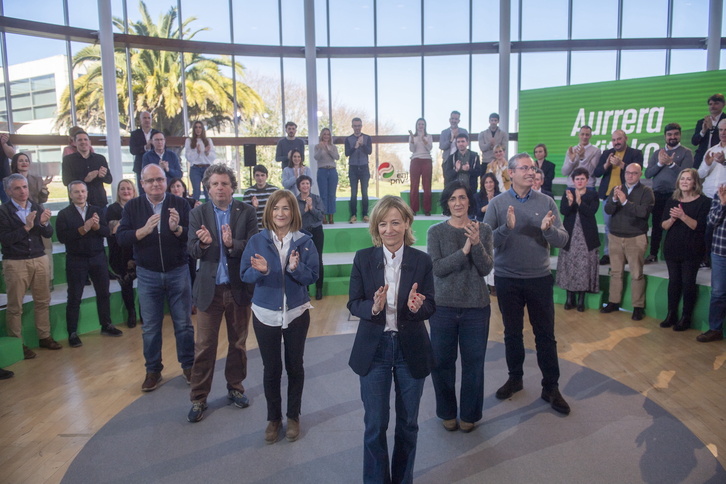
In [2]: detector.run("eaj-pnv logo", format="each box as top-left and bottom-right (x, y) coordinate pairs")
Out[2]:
(378, 162), (394, 179)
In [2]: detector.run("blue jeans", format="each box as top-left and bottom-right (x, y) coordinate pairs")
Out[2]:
(495, 275), (560, 390)
(137, 264), (195, 373)
(189, 164), (208, 201)
(709, 253), (726, 331)
(317, 168), (338, 214)
(359, 332), (424, 484)
(349, 164), (370, 217)
(429, 306), (490, 423)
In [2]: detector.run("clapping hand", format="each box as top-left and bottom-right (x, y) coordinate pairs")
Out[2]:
(407, 283), (425, 313)
(24, 211), (36, 231)
(221, 224), (233, 248)
(40, 209), (51, 225)
(42, 176), (53, 186)
(718, 185), (726, 206)
(506, 205), (516, 229)
(288, 249), (300, 271)
(372, 284), (389, 314)
(541, 210), (556, 231)
(196, 224), (213, 246)
(669, 205), (685, 221)
(168, 208), (180, 232)
(565, 190), (575, 205)
(614, 186), (627, 204)
(463, 220), (480, 245)
(250, 253), (268, 273)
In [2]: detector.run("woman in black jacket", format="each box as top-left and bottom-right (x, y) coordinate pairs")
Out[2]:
(556, 167), (600, 311)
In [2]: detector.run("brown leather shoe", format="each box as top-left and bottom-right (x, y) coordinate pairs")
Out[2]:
(286, 418), (300, 442)
(141, 372), (162, 392)
(696, 330), (724, 343)
(39, 337), (62, 350)
(23, 345), (36, 360)
(265, 420), (281, 444)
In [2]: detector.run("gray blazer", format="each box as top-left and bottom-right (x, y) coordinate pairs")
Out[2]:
(188, 199), (259, 312)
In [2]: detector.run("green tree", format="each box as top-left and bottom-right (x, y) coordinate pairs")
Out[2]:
(55, 0), (264, 136)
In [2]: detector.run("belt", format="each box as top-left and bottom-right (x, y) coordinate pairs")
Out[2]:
(194, 164), (211, 168)
(318, 166), (336, 169)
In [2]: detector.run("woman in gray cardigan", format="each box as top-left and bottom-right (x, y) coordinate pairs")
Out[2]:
(426, 180), (494, 433)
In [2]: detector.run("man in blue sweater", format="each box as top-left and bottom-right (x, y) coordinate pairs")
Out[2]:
(117, 164), (194, 392)
(483, 152), (571, 415)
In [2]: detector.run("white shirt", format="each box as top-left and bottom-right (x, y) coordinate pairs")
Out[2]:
(699, 143), (726, 198)
(383, 244), (404, 332)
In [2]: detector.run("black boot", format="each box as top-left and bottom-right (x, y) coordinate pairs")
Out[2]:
(576, 292), (586, 312)
(564, 291), (575, 310)
(659, 311), (677, 328)
(673, 315), (691, 332)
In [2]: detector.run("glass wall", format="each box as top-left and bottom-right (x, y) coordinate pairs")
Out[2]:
(0, 0), (722, 200)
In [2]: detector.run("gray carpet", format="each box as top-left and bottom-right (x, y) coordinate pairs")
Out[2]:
(63, 334), (725, 483)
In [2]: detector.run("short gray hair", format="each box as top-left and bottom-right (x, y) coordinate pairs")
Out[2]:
(3, 173), (26, 193)
(68, 180), (87, 195)
(202, 163), (237, 191)
(508, 152), (533, 170)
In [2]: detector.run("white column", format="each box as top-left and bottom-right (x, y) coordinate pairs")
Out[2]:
(98, 0), (123, 198)
(304, 0), (320, 193)
(499, 0), (511, 142)
(707, 0), (723, 71)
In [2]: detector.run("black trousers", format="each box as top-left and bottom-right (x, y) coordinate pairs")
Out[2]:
(494, 274), (560, 389)
(66, 252), (111, 334)
(252, 310), (310, 421)
(308, 224), (324, 289)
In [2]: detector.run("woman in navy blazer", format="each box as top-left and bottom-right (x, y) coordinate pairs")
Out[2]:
(348, 195), (435, 484)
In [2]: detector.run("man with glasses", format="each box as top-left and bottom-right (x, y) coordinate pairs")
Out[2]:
(593, 130), (644, 265)
(600, 164), (654, 321)
(484, 153), (571, 415)
(116, 164), (194, 392)
(142, 132), (183, 182)
(345, 117), (372, 223)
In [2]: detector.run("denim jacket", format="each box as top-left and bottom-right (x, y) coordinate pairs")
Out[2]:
(240, 229), (319, 311)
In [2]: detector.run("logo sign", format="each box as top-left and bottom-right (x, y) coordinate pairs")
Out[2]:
(519, 70), (726, 170)
(378, 162), (395, 179)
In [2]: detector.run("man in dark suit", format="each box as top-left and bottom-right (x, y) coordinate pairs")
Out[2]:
(593, 129), (644, 265)
(56, 181), (122, 348)
(129, 111), (158, 192)
(691, 93), (726, 170)
(186, 164), (259, 423)
(600, 163), (654, 321)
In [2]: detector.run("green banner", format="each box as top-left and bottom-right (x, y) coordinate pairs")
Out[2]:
(519, 70), (726, 171)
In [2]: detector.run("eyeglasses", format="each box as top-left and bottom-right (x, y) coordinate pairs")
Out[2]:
(143, 177), (166, 184)
(625, 171), (641, 176)
(514, 166), (537, 172)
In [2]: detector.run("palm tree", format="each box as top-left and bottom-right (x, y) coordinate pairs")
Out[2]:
(55, 0), (264, 135)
